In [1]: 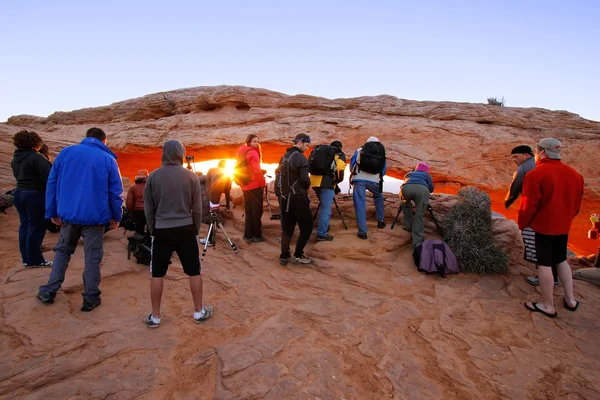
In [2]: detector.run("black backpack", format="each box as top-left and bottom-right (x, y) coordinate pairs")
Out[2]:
(275, 152), (300, 212)
(127, 233), (152, 265)
(233, 150), (253, 186)
(308, 145), (336, 176)
(359, 142), (386, 174)
(119, 207), (136, 232)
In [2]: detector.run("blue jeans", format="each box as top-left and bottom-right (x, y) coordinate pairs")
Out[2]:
(39, 222), (104, 302)
(14, 189), (47, 265)
(314, 188), (335, 237)
(352, 180), (384, 235)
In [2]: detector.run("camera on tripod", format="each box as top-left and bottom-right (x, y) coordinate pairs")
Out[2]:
(185, 155), (195, 171)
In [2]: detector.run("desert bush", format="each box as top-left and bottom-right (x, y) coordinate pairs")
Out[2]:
(443, 186), (509, 274)
(487, 96), (505, 106)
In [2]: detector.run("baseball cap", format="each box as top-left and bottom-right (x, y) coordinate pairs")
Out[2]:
(537, 138), (563, 160)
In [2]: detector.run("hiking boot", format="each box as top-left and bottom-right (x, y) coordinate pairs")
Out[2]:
(291, 256), (313, 265)
(194, 305), (214, 324)
(316, 234), (334, 242)
(143, 312), (160, 328)
(253, 236), (266, 243)
(81, 298), (102, 312)
(242, 236), (253, 244)
(357, 232), (368, 240)
(279, 257), (290, 266)
(377, 221), (386, 229)
(526, 276), (560, 286)
(36, 290), (56, 304)
(27, 261), (53, 268)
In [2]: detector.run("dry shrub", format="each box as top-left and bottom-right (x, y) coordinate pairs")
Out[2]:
(443, 186), (508, 274)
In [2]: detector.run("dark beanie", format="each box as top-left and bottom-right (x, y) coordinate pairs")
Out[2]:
(511, 145), (533, 156)
(330, 140), (342, 150)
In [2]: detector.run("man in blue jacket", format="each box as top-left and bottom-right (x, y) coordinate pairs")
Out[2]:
(37, 128), (123, 312)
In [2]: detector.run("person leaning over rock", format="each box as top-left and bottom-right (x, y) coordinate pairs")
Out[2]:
(350, 137), (387, 240)
(276, 133), (314, 265)
(309, 140), (346, 241)
(520, 138), (584, 318)
(401, 162), (434, 249)
(143, 140), (213, 328)
(37, 127), (123, 312)
(11, 130), (53, 268)
(126, 169), (149, 235)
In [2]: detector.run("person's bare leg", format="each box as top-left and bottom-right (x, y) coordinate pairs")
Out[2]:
(189, 275), (204, 312)
(557, 260), (577, 307)
(151, 278), (164, 318)
(532, 265), (555, 314)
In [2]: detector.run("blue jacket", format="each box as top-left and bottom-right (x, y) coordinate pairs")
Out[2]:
(403, 171), (434, 193)
(46, 138), (123, 224)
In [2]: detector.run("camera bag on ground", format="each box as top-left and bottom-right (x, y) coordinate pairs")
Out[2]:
(359, 142), (386, 174)
(233, 150), (253, 186)
(308, 145), (337, 176)
(119, 207), (136, 232)
(127, 233), (152, 265)
(413, 239), (460, 278)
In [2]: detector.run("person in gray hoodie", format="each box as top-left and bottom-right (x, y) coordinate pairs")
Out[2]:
(143, 140), (214, 328)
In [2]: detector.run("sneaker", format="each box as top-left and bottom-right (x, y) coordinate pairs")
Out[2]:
(316, 234), (334, 242)
(242, 236), (253, 244)
(526, 276), (560, 286)
(377, 221), (386, 229)
(81, 298), (102, 312)
(357, 232), (368, 240)
(194, 305), (214, 323)
(199, 239), (214, 247)
(143, 312), (160, 328)
(253, 236), (266, 243)
(279, 257), (290, 266)
(291, 256), (313, 265)
(36, 290), (56, 304)
(27, 261), (53, 268)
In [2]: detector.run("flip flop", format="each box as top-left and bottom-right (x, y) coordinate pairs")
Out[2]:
(564, 299), (579, 311)
(524, 302), (557, 318)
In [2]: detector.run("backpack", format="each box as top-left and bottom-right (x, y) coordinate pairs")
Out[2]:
(119, 207), (136, 232)
(413, 239), (460, 278)
(275, 152), (299, 212)
(359, 142), (386, 174)
(308, 145), (336, 176)
(233, 150), (253, 186)
(127, 233), (152, 265)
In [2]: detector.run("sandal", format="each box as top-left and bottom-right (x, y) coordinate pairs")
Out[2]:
(524, 302), (557, 318)
(564, 299), (579, 311)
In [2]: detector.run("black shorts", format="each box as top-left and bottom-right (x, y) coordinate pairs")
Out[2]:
(150, 224), (201, 278)
(522, 227), (568, 270)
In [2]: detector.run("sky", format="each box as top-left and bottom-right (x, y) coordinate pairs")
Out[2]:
(1, 1), (599, 122)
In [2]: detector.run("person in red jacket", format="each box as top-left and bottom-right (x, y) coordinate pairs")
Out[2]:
(126, 169), (148, 235)
(519, 138), (584, 318)
(236, 134), (266, 243)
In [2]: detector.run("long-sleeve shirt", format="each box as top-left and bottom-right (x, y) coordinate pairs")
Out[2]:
(505, 156), (536, 208)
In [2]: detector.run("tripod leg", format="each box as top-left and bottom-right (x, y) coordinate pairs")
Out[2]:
(201, 223), (214, 260)
(391, 206), (403, 229)
(217, 222), (238, 254)
(332, 197), (347, 230)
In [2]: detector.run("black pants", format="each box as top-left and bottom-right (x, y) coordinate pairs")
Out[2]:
(133, 210), (147, 235)
(150, 224), (200, 278)
(280, 196), (313, 259)
(243, 188), (263, 239)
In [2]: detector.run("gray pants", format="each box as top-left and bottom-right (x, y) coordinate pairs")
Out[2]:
(39, 222), (104, 302)
(401, 184), (431, 248)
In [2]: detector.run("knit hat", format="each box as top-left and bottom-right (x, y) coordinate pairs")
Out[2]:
(537, 138), (563, 160)
(415, 162), (430, 173)
(510, 145), (534, 156)
(135, 169), (149, 179)
(367, 136), (379, 143)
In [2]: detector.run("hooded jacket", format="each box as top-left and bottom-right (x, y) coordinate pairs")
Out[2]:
(126, 178), (146, 211)
(236, 145), (266, 191)
(11, 148), (52, 191)
(45, 137), (123, 224)
(144, 140), (202, 234)
(278, 147), (311, 198)
(505, 156), (536, 208)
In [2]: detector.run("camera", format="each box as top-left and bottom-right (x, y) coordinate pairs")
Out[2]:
(185, 155), (196, 171)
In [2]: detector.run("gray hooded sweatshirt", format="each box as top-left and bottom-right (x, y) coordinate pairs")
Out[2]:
(144, 140), (202, 234)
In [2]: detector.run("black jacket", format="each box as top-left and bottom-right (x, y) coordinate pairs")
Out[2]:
(280, 147), (310, 198)
(206, 167), (232, 207)
(11, 148), (52, 191)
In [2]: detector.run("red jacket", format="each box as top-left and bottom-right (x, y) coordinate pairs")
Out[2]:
(126, 180), (146, 211)
(518, 158), (584, 235)
(236, 145), (266, 191)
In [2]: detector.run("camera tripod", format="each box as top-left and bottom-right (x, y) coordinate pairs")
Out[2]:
(201, 204), (238, 260)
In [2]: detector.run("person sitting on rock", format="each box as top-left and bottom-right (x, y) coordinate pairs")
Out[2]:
(126, 169), (149, 235)
(401, 162), (434, 249)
